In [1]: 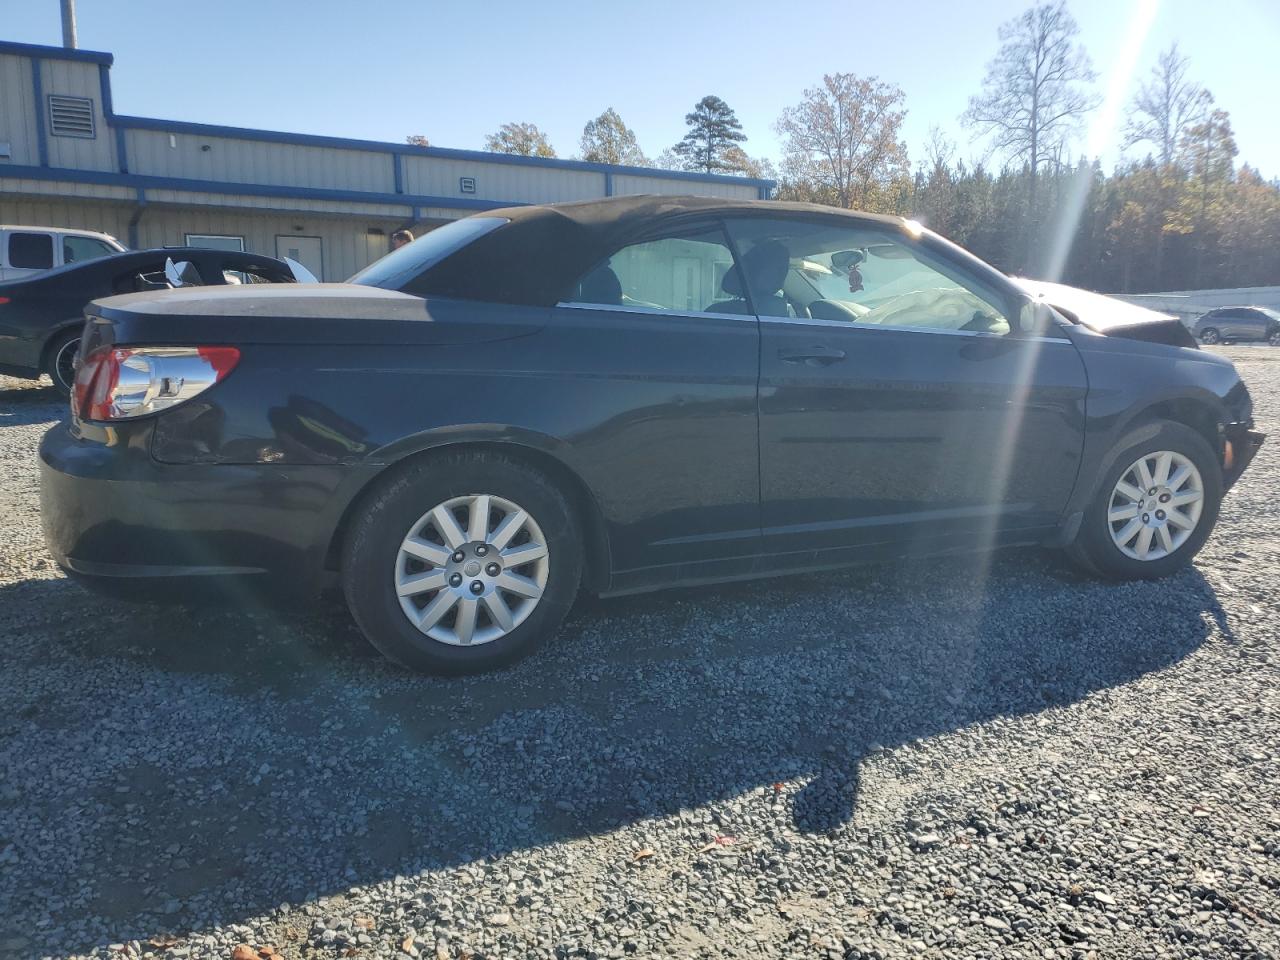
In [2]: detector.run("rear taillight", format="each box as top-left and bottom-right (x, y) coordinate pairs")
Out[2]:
(0, 297), (10, 305)
(74, 346), (240, 421)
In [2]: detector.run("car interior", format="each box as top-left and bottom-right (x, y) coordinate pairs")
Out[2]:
(569, 226), (1011, 335)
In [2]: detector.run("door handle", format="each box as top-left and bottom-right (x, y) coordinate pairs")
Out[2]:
(778, 345), (846, 366)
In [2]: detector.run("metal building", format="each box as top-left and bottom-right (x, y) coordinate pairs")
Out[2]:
(0, 40), (774, 280)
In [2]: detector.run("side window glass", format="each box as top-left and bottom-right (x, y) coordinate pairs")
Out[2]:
(566, 229), (739, 315)
(725, 218), (1012, 335)
(63, 235), (117, 264)
(9, 232), (55, 270)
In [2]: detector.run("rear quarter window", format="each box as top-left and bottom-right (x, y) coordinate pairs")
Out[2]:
(8, 232), (55, 270)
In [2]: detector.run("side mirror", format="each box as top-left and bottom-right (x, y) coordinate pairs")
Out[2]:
(283, 256), (319, 283)
(1018, 299), (1060, 336)
(163, 258), (204, 288)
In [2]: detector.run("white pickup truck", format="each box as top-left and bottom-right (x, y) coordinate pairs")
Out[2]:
(0, 225), (125, 281)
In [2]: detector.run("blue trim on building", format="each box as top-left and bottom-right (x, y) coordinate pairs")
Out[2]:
(0, 40), (113, 66)
(108, 114), (775, 190)
(29, 59), (48, 167)
(393, 153), (404, 194)
(97, 63), (114, 116)
(0, 164), (518, 213)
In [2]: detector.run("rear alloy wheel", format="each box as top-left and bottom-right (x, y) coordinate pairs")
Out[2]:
(1199, 327), (1221, 345)
(394, 493), (550, 647)
(1068, 420), (1221, 580)
(45, 331), (80, 397)
(1268, 329), (1280, 346)
(342, 450), (582, 674)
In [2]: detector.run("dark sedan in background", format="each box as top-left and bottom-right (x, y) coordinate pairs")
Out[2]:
(1193, 306), (1280, 345)
(40, 196), (1263, 673)
(0, 247), (304, 394)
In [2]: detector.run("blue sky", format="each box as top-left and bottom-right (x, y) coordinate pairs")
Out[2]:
(6, 0), (1280, 177)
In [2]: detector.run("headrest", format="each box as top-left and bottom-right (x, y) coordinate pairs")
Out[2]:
(579, 263), (622, 305)
(722, 240), (790, 297)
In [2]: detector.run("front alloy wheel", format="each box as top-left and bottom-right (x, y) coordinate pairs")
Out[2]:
(1107, 451), (1204, 561)
(1066, 420), (1221, 581)
(1199, 328), (1221, 345)
(395, 493), (549, 646)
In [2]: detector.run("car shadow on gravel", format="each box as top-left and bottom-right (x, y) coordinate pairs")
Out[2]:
(0, 549), (1233, 953)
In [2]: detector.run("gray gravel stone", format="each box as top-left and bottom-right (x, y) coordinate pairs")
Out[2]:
(1, 350), (1278, 959)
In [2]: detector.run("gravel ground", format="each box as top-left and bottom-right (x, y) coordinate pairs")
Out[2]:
(1, 350), (1277, 960)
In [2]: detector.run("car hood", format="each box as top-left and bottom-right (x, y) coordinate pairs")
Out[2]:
(1013, 277), (1198, 349)
(86, 283), (547, 347)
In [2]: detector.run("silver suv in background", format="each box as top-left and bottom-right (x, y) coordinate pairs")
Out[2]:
(1193, 306), (1280, 345)
(0, 226), (125, 281)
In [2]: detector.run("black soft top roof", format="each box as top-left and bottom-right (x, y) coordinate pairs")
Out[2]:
(400, 194), (909, 306)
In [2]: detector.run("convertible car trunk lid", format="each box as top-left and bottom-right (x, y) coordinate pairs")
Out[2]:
(84, 283), (546, 347)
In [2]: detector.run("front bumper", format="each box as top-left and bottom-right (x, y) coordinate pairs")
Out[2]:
(1223, 425), (1265, 491)
(39, 420), (359, 601)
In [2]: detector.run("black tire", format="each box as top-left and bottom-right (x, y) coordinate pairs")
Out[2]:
(1268, 329), (1280, 346)
(1067, 420), (1222, 581)
(44, 329), (81, 397)
(1198, 327), (1220, 345)
(341, 448), (583, 674)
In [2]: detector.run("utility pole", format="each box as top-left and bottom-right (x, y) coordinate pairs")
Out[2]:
(60, 0), (78, 49)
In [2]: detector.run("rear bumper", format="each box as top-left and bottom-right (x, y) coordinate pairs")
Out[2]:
(39, 420), (362, 601)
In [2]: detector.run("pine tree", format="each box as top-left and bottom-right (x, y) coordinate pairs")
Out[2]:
(672, 96), (747, 174)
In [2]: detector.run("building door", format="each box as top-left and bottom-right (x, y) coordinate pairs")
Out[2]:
(276, 235), (324, 281)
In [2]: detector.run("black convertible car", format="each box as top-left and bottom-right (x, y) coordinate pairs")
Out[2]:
(0, 247), (303, 394)
(41, 196), (1262, 673)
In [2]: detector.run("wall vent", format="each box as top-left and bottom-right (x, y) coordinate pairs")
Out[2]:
(48, 95), (96, 138)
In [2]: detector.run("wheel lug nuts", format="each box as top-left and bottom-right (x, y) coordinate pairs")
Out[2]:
(485, 562), (500, 577)
(475, 544), (489, 557)
(1159, 494), (1170, 503)
(449, 573), (463, 587)
(1142, 513), (1150, 523)
(470, 580), (485, 595)
(1156, 510), (1166, 520)
(1148, 488), (1157, 496)
(452, 550), (465, 563)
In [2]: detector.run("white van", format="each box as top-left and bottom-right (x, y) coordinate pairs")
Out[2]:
(0, 226), (126, 281)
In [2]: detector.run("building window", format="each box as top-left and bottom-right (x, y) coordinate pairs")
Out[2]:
(459, 176), (477, 194)
(184, 234), (245, 252)
(47, 95), (96, 139)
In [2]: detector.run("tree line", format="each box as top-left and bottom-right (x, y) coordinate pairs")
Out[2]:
(407, 0), (1279, 293)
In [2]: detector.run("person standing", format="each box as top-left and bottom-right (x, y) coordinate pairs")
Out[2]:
(390, 229), (414, 251)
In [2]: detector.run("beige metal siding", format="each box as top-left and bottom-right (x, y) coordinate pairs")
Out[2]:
(40, 59), (115, 172)
(0, 195), (132, 241)
(0, 53), (40, 166)
(124, 129), (394, 193)
(611, 174), (761, 200)
(402, 157), (603, 204)
(141, 188), (410, 219)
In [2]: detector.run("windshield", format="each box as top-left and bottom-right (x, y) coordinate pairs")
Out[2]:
(349, 216), (509, 290)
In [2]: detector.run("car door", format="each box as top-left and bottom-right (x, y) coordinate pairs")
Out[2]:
(549, 221), (762, 580)
(725, 215), (1089, 564)
(1238, 310), (1267, 341)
